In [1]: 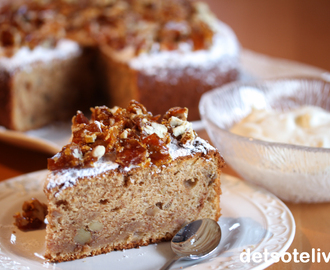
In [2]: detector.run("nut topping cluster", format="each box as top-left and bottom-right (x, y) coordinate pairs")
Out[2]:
(48, 100), (196, 170)
(0, 0), (215, 57)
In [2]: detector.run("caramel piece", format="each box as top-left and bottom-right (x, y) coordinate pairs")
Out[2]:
(13, 198), (48, 231)
(48, 100), (192, 171)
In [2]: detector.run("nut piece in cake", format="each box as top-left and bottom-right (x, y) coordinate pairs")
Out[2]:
(44, 100), (224, 262)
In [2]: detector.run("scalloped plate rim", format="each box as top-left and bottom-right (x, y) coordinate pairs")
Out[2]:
(0, 170), (295, 270)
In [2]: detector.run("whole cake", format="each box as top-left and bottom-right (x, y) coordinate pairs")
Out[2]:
(0, 0), (240, 131)
(44, 100), (224, 262)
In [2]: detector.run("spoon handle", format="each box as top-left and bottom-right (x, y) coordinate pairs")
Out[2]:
(159, 255), (181, 270)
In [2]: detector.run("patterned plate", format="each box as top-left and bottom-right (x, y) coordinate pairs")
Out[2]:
(0, 171), (295, 270)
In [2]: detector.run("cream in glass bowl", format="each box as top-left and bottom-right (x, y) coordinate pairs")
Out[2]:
(199, 77), (330, 203)
(230, 105), (330, 148)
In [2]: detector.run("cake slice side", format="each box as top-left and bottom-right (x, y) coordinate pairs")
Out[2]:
(0, 41), (97, 131)
(44, 149), (223, 262)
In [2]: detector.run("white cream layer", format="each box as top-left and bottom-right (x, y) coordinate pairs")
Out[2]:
(103, 20), (240, 84)
(129, 21), (240, 75)
(0, 39), (81, 73)
(1, 20), (239, 86)
(46, 136), (216, 193)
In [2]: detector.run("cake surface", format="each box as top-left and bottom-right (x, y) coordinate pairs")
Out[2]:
(0, 0), (240, 130)
(44, 101), (224, 262)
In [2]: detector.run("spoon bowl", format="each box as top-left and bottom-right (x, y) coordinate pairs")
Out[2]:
(160, 218), (221, 270)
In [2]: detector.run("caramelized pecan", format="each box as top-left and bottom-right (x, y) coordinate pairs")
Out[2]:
(48, 100), (194, 170)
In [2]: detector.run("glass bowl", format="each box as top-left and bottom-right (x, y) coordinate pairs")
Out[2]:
(199, 77), (330, 203)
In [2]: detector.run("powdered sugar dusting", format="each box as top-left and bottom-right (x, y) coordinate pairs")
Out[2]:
(0, 39), (81, 73)
(47, 136), (215, 194)
(128, 21), (239, 82)
(169, 137), (215, 159)
(47, 158), (119, 192)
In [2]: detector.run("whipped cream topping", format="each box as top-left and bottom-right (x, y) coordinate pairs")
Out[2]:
(46, 136), (215, 194)
(0, 39), (81, 73)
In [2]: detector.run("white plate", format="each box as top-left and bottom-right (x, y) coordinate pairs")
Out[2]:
(0, 171), (295, 270)
(0, 49), (329, 155)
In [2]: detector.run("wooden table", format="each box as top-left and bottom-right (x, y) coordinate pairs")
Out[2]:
(1, 129), (330, 269)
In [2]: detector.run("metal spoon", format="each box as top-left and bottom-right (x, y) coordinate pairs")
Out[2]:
(160, 218), (222, 270)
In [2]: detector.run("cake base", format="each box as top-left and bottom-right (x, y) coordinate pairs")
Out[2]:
(44, 151), (223, 262)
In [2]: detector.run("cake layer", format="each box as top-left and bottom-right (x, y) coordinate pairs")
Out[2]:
(44, 149), (223, 262)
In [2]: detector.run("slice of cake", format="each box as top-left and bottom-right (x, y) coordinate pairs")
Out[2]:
(44, 100), (224, 262)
